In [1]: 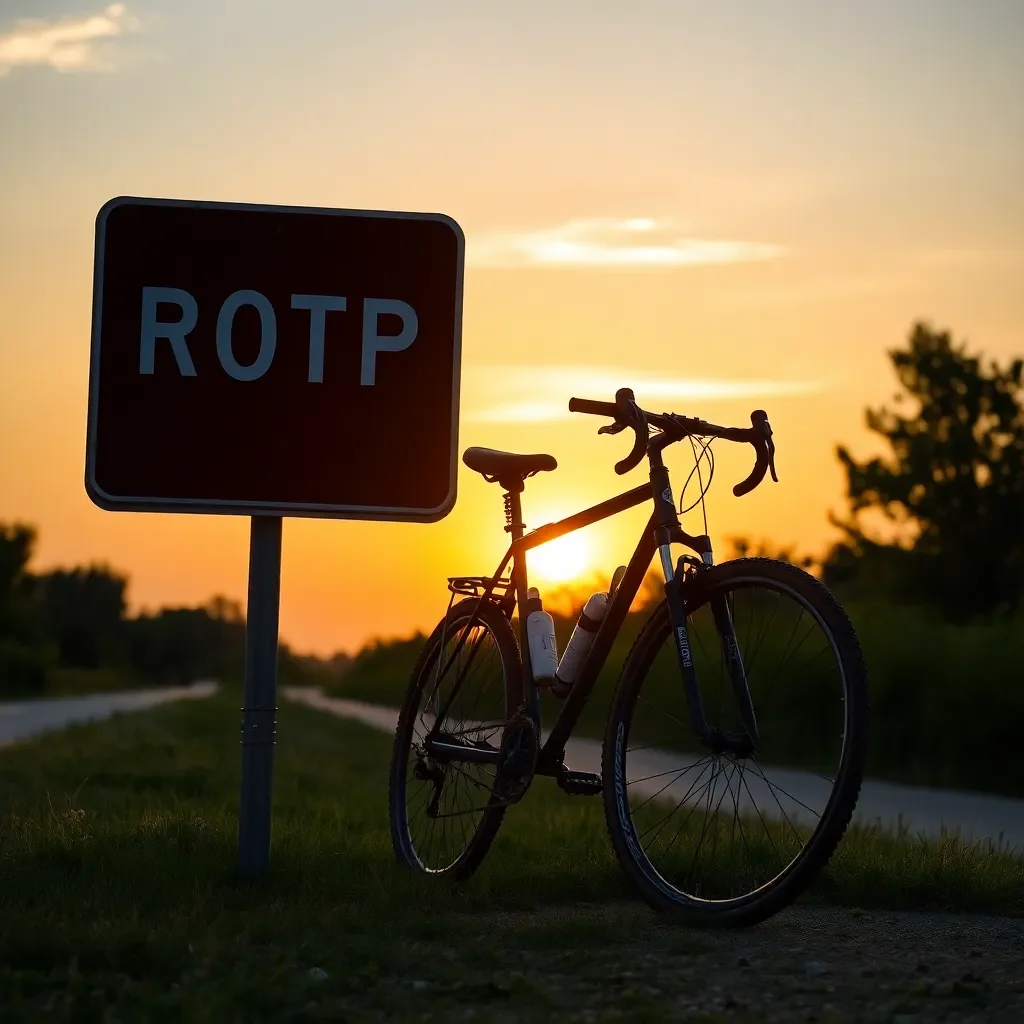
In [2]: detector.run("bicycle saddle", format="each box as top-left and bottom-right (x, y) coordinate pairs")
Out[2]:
(462, 447), (557, 485)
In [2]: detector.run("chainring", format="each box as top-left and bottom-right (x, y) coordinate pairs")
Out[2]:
(493, 709), (538, 804)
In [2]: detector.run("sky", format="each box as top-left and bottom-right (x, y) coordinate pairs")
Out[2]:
(1, 0), (1022, 654)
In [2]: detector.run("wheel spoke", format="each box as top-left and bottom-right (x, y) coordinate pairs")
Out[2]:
(629, 756), (713, 816)
(639, 763), (716, 847)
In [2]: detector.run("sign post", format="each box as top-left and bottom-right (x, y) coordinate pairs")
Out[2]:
(237, 514), (282, 878)
(86, 196), (465, 878)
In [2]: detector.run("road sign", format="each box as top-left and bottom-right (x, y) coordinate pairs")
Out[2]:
(86, 196), (465, 521)
(85, 196), (465, 880)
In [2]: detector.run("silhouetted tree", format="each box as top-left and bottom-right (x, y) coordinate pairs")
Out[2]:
(0, 523), (35, 603)
(0, 523), (40, 638)
(0, 523), (49, 694)
(0, 522), (354, 693)
(126, 596), (246, 686)
(35, 565), (128, 670)
(726, 536), (818, 573)
(824, 322), (1024, 619)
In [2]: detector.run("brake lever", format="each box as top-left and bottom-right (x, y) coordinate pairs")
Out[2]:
(757, 413), (778, 483)
(613, 389), (649, 475)
(733, 410), (777, 496)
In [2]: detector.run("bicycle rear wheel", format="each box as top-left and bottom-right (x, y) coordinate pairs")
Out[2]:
(603, 557), (868, 926)
(389, 597), (523, 879)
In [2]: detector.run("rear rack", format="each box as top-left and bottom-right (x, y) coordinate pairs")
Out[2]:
(448, 575), (514, 599)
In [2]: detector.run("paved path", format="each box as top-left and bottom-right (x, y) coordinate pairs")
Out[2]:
(0, 682), (218, 747)
(284, 687), (1024, 854)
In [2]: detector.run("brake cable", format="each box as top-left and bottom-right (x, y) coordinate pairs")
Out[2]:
(677, 433), (716, 540)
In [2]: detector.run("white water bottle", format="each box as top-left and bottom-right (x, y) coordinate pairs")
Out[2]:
(525, 587), (558, 685)
(553, 591), (608, 694)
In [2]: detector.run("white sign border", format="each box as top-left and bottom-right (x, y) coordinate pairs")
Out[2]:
(85, 196), (465, 523)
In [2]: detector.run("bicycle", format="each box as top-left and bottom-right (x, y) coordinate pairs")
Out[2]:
(388, 387), (868, 926)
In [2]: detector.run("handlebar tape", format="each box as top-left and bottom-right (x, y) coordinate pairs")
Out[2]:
(612, 388), (649, 476)
(732, 410), (771, 496)
(568, 397), (616, 417)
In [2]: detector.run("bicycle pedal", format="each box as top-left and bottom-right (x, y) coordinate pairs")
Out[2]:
(556, 770), (602, 796)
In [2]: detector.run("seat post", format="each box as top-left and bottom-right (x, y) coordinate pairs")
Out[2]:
(503, 483), (525, 540)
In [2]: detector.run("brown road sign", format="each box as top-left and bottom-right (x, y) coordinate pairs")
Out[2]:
(86, 197), (465, 521)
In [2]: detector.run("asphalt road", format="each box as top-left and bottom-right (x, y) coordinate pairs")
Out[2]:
(0, 681), (218, 747)
(284, 687), (1024, 854)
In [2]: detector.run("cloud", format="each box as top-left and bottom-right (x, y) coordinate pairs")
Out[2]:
(0, 4), (137, 77)
(467, 218), (784, 269)
(464, 366), (822, 423)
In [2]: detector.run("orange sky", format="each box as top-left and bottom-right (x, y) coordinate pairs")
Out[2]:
(1, 2), (1022, 654)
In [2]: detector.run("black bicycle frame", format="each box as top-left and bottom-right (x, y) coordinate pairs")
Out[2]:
(423, 437), (764, 776)
(513, 483), (657, 772)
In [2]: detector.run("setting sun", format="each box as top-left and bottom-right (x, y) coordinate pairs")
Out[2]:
(527, 531), (591, 584)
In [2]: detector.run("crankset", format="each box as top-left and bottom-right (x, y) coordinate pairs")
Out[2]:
(493, 709), (538, 804)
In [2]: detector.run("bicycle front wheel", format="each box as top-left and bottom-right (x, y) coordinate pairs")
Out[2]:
(602, 557), (868, 926)
(389, 597), (523, 880)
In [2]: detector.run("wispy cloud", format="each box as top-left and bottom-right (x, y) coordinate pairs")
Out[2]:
(464, 366), (823, 423)
(467, 218), (784, 269)
(0, 4), (137, 77)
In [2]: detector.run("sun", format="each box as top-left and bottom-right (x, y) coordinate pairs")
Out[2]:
(528, 531), (591, 584)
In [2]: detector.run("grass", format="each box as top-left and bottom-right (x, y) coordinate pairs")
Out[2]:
(1, 689), (1022, 1020)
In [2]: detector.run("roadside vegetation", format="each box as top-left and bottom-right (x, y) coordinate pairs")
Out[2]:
(0, 528), (345, 699)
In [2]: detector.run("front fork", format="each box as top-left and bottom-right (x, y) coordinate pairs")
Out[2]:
(659, 542), (759, 750)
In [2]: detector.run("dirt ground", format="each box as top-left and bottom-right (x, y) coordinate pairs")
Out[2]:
(431, 904), (1024, 1023)
(665, 905), (1024, 1021)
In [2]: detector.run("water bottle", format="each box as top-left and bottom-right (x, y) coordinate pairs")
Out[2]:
(552, 590), (609, 696)
(525, 587), (558, 685)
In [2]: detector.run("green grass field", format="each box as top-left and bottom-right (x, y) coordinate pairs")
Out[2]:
(1, 690), (1022, 1020)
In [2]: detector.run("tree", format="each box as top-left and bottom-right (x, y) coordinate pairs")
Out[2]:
(125, 596), (246, 686)
(726, 536), (818, 574)
(0, 523), (48, 694)
(35, 565), (128, 670)
(0, 523), (36, 610)
(825, 322), (1024, 619)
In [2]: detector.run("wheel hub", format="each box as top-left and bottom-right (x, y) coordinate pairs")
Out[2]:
(702, 728), (755, 759)
(413, 747), (446, 818)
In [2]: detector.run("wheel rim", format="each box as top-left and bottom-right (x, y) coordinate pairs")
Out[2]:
(615, 577), (851, 907)
(399, 613), (510, 873)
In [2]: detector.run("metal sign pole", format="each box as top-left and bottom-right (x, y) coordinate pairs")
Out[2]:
(238, 514), (282, 878)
